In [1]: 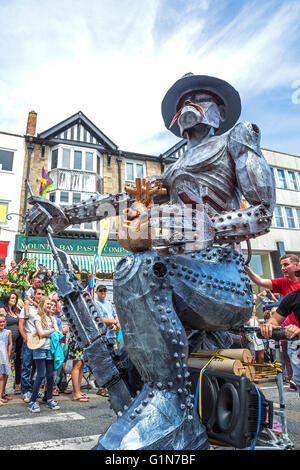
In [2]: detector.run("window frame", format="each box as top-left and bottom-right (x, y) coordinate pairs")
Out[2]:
(85, 151), (94, 172)
(272, 167), (299, 191)
(59, 191), (69, 204)
(272, 205), (300, 229)
(0, 148), (14, 173)
(125, 159), (146, 184)
(61, 148), (71, 169)
(284, 206), (296, 229)
(273, 205), (284, 228)
(287, 170), (298, 191)
(276, 168), (288, 189)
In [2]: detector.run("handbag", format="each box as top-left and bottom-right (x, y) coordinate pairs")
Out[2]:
(27, 332), (46, 350)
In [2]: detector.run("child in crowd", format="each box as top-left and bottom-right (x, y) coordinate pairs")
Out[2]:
(0, 263), (7, 280)
(0, 314), (13, 405)
(23, 279), (43, 320)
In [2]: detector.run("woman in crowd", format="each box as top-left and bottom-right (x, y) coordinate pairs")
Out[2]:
(68, 334), (89, 403)
(0, 291), (22, 395)
(246, 306), (265, 377)
(28, 296), (60, 413)
(0, 314), (12, 405)
(49, 296), (63, 396)
(50, 296), (63, 332)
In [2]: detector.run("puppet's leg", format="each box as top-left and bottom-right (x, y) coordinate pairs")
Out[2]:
(96, 251), (208, 450)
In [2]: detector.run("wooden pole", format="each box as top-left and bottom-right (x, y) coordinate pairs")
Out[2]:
(188, 357), (244, 376)
(198, 349), (253, 363)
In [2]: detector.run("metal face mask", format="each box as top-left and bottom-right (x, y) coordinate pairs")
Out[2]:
(169, 93), (224, 137)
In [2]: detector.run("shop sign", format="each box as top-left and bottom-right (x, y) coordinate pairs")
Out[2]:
(15, 235), (130, 257)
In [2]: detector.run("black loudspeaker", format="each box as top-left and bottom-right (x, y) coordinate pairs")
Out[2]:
(188, 365), (273, 448)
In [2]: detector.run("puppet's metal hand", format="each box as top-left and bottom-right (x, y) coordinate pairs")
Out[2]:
(118, 178), (167, 252)
(26, 196), (70, 236)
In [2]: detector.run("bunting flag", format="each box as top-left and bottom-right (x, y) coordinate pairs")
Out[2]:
(87, 218), (111, 293)
(97, 218), (110, 256)
(39, 167), (53, 197)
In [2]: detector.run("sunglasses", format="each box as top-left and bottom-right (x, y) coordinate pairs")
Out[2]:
(98, 289), (107, 293)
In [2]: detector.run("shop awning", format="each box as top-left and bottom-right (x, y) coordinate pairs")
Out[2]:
(24, 253), (123, 273)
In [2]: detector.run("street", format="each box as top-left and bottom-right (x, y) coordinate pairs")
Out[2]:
(0, 387), (116, 450)
(0, 377), (299, 451)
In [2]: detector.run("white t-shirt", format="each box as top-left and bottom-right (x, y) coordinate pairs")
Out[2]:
(19, 305), (38, 335)
(33, 315), (58, 350)
(249, 316), (264, 351)
(24, 286), (34, 301)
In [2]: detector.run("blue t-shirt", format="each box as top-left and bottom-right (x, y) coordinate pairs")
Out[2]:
(55, 316), (63, 332)
(94, 299), (117, 339)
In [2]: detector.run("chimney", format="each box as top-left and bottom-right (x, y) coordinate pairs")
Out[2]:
(26, 110), (37, 136)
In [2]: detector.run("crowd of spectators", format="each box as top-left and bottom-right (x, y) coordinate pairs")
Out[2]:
(0, 259), (119, 411)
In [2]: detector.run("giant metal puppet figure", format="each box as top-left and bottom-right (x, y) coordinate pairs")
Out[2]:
(26, 73), (275, 450)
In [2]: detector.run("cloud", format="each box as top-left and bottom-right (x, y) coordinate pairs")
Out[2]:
(0, 0), (299, 156)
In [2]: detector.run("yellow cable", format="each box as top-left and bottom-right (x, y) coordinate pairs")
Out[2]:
(194, 351), (282, 418)
(198, 349), (220, 421)
(192, 352), (283, 374)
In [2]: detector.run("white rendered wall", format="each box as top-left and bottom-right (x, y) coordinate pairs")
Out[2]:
(0, 132), (25, 265)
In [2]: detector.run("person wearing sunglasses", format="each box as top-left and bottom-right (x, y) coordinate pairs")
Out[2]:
(94, 285), (120, 342)
(93, 285), (120, 397)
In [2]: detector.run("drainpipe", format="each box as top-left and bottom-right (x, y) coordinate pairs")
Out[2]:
(116, 151), (122, 193)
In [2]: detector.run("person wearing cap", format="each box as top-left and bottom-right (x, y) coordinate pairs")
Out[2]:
(94, 285), (120, 342)
(93, 285), (120, 397)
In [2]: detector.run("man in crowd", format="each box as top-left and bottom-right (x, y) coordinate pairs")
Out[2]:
(18, 286), (45, 402)
(9, 260), (18, 272)
(260, 270), (300, 396)
(93, 284), (120, 397)
(245, 254), (300, 389)
(94, 285), (120, 342)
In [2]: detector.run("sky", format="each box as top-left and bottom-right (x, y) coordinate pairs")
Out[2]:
(0, 0), (300, 156)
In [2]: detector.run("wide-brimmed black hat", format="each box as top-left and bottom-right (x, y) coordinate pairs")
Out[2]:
(161, 73), (241, 137)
